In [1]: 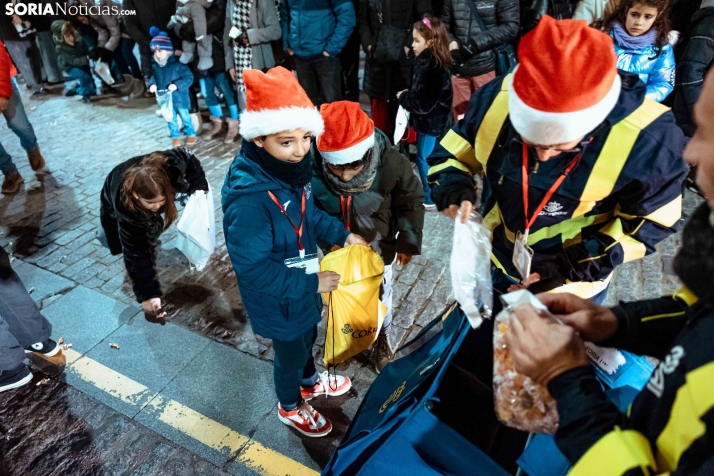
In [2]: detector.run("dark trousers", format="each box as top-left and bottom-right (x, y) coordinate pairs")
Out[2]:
(0, 246), (52, 372)
(271, 324), (320, 410)
(113, 37), (142, 79)
(293, 54), (343, 106)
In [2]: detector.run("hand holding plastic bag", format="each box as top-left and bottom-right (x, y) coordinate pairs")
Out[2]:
(155, 90), (174, 122)
(393, 106), (409, 145)
(175, 187), (215, 271)
(450, 210), (493, 329)
(493, 290), (559, 434)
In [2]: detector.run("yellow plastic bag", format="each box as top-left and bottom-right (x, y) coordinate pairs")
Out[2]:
(320, 245), (387, 367)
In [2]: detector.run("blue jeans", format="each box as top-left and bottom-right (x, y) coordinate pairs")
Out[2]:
(67, 67), (95, 99)
(416, 133), (437, 205)
(0, 78), (39, 174)
(167, 107), (196, 138)
(199, 71), (238, 118)
(271, 324), (319, 409)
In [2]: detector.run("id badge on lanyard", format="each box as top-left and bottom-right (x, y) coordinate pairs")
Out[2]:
(513, 143), (583, 285)
(268, 189), (319, 275)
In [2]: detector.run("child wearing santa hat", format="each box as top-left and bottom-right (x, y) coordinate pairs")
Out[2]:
(312, 101), (426, 372)
(222, 67), (368, 437)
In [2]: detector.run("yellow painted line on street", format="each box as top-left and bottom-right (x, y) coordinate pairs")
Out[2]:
(51, 349), (319, 476)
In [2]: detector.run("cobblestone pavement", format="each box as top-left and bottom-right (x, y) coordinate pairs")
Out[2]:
(0, 83), (700, 474)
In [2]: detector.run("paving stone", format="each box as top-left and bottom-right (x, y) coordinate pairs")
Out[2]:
(41, 286), (140, 360)
(397, 262), (424, 286)
(134, 341), (276, 466)
(12, 259), (76, 303)
(61, 257), (97, 280)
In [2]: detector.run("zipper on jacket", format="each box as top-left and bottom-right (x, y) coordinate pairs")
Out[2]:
(498, 174), (504, 185)
(532, 161), (540, 175)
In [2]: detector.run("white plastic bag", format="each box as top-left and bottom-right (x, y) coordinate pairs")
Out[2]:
(394, 105), (410, 145)
(175, 187), (215, 271)
(450, 211), (493, 329)
(155, 90), (174, 122)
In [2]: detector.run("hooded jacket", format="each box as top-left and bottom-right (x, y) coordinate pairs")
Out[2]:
(312, 129), (425, 264)
(398, 50), (453, 136)
(441, 0), (520, 78)
(673, 7), (714, 136)
(51, 20), (91, 72)
(222, 143), (350, 341)
(549, 202), (714, 474)
(427, 71), (687, 297)
(147, 55), (194, 110)
(612, 31), (676, 103)
(100, 148), (208, 303)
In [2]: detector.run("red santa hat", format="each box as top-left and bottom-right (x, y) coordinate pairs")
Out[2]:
(508, 16), (621, 145)
(317, 101), (375, 165)
(239, 67), (324, 140)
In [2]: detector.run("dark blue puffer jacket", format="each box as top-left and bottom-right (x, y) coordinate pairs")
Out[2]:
(222, 143), (350, 340)
(279, 0), (356, 58)
(148, 55), (194, 109)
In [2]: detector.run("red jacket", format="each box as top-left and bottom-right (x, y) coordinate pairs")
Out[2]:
(0, 40), (17, 100)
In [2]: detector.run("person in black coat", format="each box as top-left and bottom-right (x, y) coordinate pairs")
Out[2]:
(441, 0), (519, 121)
(98, 148), (208, 315)
(359, 0), (432, 139)
(520, 0), (572, 36)
(673, 0), (714, 137)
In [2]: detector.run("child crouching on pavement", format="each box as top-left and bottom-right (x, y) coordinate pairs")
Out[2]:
(312, 101), (425, 373)
(147, 27), (197, 148)
(52, 20), (95, 103)
(222, 67), (368, 438)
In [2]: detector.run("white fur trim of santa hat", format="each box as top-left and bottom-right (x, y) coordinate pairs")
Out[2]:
(238, 106), (325, 141)
(508, 67), (622, 145)
(320, 133), (375, 165)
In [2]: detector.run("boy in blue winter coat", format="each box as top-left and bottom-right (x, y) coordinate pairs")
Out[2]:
(147, 27), (197, 148)
(222, 67), (368, 438)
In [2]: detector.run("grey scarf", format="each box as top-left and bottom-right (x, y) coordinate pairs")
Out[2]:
(322, 135), (385, 196)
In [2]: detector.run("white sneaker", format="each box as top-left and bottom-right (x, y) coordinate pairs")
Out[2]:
(300, 370), (352, 400)
(278, 400), (332, 437)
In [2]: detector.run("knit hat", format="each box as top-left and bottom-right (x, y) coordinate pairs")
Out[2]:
(239, 67), (324, 140)
(508, 16), (621, 145)
(317, 101), (375, 165)
(149, 26), (173, 53)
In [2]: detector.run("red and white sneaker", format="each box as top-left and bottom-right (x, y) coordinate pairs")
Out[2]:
(278, 400), (332, 437)
(300, 370), (352, 401)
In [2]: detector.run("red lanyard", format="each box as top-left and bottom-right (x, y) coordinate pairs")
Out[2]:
(521, 143), (583, 237)
(267, 188), (307, 257)
(340, 195), (352, 231)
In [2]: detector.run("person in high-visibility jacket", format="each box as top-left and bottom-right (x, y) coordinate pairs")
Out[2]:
(504, 67), (714, 475)
(427, 15), (688, 301)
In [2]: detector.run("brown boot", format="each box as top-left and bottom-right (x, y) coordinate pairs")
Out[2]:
(171, 138), (182, 148)
(372, 332), (393, 374)
(224, 118), (240, 144)
(1, 170), (24, 195)
(201, 115), (224, 140)
(27, 148), (46, 172)
(185, 137), (198, 148)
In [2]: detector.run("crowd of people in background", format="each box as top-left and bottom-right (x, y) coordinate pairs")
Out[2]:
(2, 0), (714, 472)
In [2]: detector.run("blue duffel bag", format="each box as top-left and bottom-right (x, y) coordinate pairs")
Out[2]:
(322, 304), (510, 476)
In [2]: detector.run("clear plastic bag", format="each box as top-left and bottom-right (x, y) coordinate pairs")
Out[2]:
(155, 90), (174, 122)
(493, 290), (559, 434)
(450, 211), (493, 329)
(175, 187), (216, 271)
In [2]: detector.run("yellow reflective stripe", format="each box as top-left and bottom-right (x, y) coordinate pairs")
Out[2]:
(490, 253), (519, 282)
(641, 311), (686, 322)
(574, 100), (669, 218)
(500, 211), (612, 247)
(483, 203), (501, 232)
(645, 195), (682, 228)
(673, 286), (698, 306)
(656, 361), (714, 471)
(545, 275), (612, 300)
(474, 74), (512, 169)
(600, 218), (647, 262)
(439, 129), (479, 173)
(428, 159), (473, 176)
(570, 428), (656, 476)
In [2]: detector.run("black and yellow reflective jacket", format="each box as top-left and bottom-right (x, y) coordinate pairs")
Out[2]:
(427, 72), (688, 298)
(548, 287), (714, 474)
